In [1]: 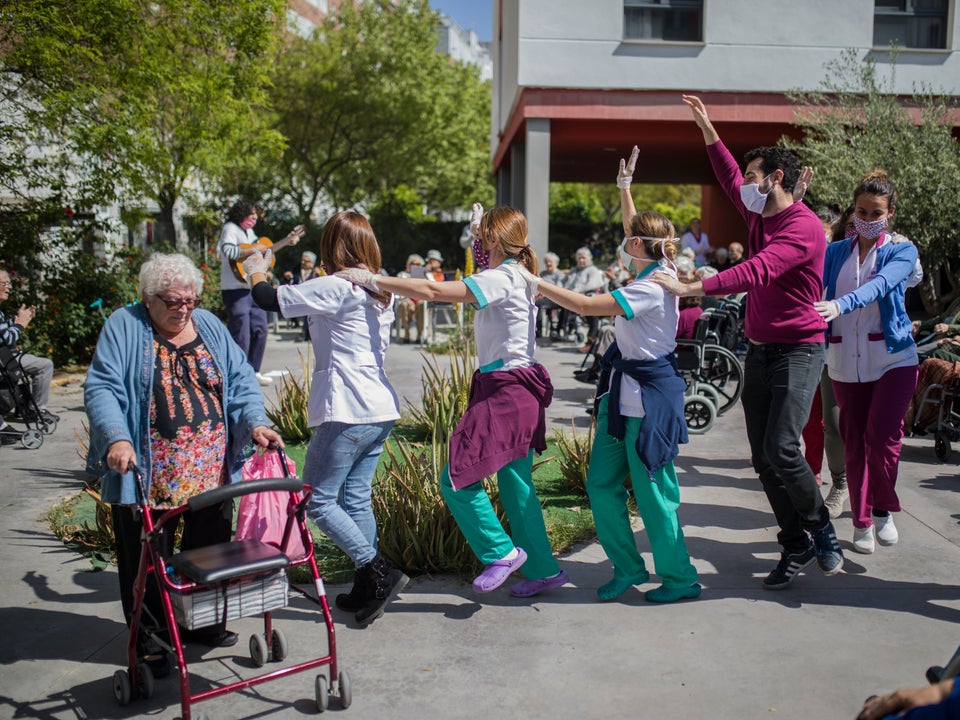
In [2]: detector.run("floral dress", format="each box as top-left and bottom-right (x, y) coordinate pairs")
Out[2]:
(148, 335), (228, 508)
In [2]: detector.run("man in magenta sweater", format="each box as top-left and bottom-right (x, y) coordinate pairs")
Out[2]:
(652, 95), (843, 589)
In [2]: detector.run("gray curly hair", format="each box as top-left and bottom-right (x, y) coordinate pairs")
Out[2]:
(139, 253), (204, 300)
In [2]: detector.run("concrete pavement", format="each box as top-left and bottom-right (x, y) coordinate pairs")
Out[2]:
(1, 326), (959, 720)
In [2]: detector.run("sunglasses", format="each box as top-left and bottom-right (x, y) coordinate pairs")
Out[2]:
(155, 295), (200, 311)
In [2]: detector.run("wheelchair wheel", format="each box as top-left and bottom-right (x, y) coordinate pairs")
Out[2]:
(684, 395), (716, 434)
(20, 429), (42, 449)
(935, 434), (952, 462)
(699, 346), (743, 414)
(693, 382), (722, 412)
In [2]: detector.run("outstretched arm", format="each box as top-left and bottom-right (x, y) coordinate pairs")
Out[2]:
(682, 94), (719, 145)
(336, 268), (477, 304)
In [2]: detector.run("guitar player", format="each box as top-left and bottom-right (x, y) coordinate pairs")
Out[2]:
(218, 200), (304, 386)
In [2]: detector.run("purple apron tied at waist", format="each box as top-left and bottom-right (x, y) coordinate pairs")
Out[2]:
(447, 363), (553, 491)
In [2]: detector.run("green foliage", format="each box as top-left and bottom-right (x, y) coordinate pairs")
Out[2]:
(404, 341), (476, 447)
(266, 350), (314, 444)
(784, 48), (960, 312)
(551, 419), (595, 498)
(373, 439), (499, 575)
(262, 0), (494, 220)
(1, 0), (287, 240)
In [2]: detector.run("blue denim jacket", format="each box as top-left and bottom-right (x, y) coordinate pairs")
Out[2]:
(823, 235), (918, 354)
(84, 304), (270, 504)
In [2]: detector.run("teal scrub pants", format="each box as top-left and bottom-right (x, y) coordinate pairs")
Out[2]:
(440, 451), (559, 580)
(587, 395), (698, 588)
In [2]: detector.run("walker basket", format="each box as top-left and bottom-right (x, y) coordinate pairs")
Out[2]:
(170, 568), (289, 630)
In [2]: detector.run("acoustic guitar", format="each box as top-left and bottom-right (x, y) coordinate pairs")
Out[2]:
(230, 225), (306, 283)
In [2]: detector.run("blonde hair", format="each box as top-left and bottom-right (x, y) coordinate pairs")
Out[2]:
(479, 206), (539, 276)
(628, 211), (678, 262)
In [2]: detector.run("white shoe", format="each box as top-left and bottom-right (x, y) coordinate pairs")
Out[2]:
(823, 484), (848, 519)
(853, 526), (875, 554)
(256, 372), (273, 386)
(875, 515), (899, 546)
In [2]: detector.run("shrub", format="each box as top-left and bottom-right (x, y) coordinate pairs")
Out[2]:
(552, 419), (595, 498)
(266, 349), (313, 443)
(404, 340), (475, 447)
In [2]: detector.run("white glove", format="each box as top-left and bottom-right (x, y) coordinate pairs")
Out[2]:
(514, 264), (541, 295)
(617, 145), (639, 190)
(814, 300), (840, 323)
(470, 202), (484, 239)
(243, 249), (273, 282)
(335, 267), (379, 290)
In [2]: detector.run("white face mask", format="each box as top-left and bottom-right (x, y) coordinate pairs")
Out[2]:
(620, 236), (675, 274)
(740, 172), (774, 215)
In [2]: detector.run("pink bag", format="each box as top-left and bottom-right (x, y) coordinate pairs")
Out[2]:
(235, 449), (309, 559)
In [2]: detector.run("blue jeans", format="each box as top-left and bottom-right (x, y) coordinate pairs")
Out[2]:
(222, 288), (268, 372)
(303, 420), (394, 567)
(741, 342), (828, 554)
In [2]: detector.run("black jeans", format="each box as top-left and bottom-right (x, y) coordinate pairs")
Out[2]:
(741, 342), (828, 554)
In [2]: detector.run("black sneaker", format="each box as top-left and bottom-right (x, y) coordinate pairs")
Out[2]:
(762, 545), (816, 590)
(811, 521), (844, 575)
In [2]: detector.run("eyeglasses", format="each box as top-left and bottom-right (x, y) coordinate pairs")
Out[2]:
(0, 281), (11, 288)
(155, 295), (200, 310)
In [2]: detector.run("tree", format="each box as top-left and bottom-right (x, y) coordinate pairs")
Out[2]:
(783, 49), (960, 313)
(264, 0), (494, 225)
(0, 0), (287, 245)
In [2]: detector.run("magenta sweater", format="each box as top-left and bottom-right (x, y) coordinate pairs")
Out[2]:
(700, 141), (826, 345)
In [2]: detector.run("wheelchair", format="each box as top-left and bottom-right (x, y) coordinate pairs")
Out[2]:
(0, 346), (56, 448)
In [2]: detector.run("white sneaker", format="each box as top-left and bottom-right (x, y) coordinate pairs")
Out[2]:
(853, 526), (875, 554)
(823, 484), (848, 519)
(875, 515), (899, 546)
(256, 372), (273, 386)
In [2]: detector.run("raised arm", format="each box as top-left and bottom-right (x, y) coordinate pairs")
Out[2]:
(681, 94), (719, 145)
(618, 145), (639, 235)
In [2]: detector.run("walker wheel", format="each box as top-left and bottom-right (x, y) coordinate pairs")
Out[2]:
(135, 662), (155, 700)
(338, 669), (352, 709)
(315, 674), (329, 712)
(935, 434), (952, 462)
(249, 633), (268, 667)
(270, 628), (288, 662)
(113, 669), (132, 706)
(20, 429), (42, 449)
(40, 418), (57, 435)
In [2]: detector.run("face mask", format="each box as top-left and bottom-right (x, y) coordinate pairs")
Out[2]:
(621, 237), (673, 274)
(240, 217), (257, 230)
(739, 172), (773, 215)
(852, 215), (888, 240)
(473, 235), (490, 270)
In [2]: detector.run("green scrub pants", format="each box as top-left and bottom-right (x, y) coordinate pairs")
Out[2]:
(588, 395), (698, 588)
(440, 451), (559, 580)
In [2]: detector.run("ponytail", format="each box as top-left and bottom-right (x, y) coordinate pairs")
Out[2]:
(516, 245), (539, 276)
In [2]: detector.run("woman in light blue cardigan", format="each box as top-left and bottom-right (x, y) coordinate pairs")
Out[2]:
(815, 170), (919, 556)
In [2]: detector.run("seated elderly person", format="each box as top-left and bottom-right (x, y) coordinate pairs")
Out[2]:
(537, 252), (565, 340)
(695, 265), (723, 310)
(395, 254), (426, 344)
(0, 268), (57, 441)
(84, 252), (283, 678)
(562, 246), (607, 352)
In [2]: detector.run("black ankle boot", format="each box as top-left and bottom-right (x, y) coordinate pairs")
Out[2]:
(335, 574), (364, 613)
(354, 553), (409, 627)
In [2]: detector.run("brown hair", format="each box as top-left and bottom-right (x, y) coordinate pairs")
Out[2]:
(320, 210), (391, 306)
(479, 206), (539, 276)
(628, 211), (679, 262)
(853, 169), (898, 216)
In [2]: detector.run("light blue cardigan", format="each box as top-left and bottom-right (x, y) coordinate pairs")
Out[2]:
(822, 234), (918, 354)
(84, 304), (270, 505)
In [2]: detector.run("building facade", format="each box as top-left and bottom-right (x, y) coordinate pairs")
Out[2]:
(491, 0), (960, 258)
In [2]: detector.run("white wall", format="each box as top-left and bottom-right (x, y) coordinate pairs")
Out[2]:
(497, 0), (960, 135)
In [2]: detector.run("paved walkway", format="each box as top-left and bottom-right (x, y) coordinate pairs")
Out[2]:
(1, 328), (959, 720)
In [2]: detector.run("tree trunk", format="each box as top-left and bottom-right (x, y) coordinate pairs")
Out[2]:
(157, 185), (179, 247)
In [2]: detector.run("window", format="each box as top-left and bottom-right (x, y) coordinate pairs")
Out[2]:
(874, 0), (950, 49)
(624, 0), (703, 42)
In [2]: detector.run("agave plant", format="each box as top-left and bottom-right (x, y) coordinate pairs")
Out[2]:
(266, 348), (313, 443)
(552, 419), (596, 498)
(372, 438), (504, 576)
(405, 339), (476, 446)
